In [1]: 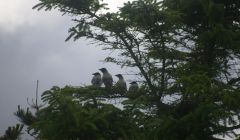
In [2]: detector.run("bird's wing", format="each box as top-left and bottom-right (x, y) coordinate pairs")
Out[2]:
(103, 73), (113, 87)
(92, 75), (102, 86)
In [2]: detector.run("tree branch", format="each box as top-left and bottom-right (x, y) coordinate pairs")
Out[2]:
(228, 77), (240, 85)
(212, 124), (240, 135)
(117, 32), (156, 95)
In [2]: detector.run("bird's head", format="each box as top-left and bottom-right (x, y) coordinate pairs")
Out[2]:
(130, 81), (137, 85)
(99, 68), (107, 73)
(129, 81), (137, 85)
(115, 74), (124, 79)
(92, 72), (101, 76)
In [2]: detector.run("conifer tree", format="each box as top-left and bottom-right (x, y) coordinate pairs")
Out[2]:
(12, 0), (240, 139)
(0, 124), (23, 140)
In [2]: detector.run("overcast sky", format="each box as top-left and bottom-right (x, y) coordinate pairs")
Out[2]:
(0, 0), (133, 136)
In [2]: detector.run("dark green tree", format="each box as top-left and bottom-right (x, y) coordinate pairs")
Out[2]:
(0, 124), (24, 140)
(16, 86), (144, 140)
(13, 0), (240, 139)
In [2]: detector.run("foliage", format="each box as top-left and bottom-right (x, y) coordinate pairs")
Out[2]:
(9, 0), (240, 139)
(15, 86), (147, 140)
(0, 124), (23, 140)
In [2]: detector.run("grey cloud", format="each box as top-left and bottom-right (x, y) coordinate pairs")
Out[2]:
(0, 12), (107, 134)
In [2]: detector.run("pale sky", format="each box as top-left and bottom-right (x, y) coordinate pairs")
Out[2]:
(0, 0), (132, 137)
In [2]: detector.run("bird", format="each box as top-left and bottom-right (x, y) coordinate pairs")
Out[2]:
(127, 81), (140, 99)
(114, 74), (127, 95)
(128, 81), (139, 93)
(91, 72), (102, 87)
(99, 68), (113, 88)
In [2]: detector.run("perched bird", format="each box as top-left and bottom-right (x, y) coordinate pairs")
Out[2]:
(99, 68), (113, 88)
(91, 72), (102, 87)
(127, 81), (139, 99)
(114, 74), (127, 95)
(128, 81), (139, 93)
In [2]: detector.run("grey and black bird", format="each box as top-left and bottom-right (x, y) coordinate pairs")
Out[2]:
(91, 72), (102, 87)
(114, 74), (127, 95)
(127, 81), (139, 99)
(128, 81), (139, 93)
(99, 68), (113, 88)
